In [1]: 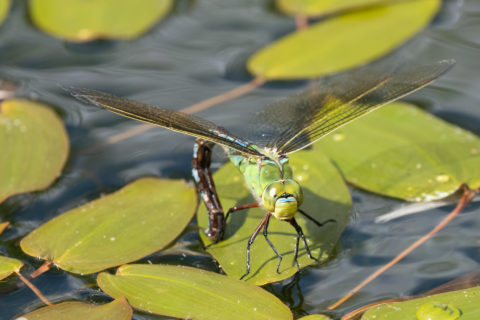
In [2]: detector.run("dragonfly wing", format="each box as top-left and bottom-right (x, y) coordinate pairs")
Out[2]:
(68, 87), (263, 157)
(254, 59), (455, 154)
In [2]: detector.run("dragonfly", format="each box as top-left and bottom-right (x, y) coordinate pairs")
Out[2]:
(68, 58), (454, 279)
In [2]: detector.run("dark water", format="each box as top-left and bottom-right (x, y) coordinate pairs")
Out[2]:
(0, 0), (479, 319)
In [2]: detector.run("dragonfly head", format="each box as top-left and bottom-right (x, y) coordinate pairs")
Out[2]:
(262, 179), (303, 220)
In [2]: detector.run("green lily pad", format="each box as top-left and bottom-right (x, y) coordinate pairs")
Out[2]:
(297, 315), (331, 320)
(97, 264), (293, 320)
(29, 0), (173, 42)
(0, 255), (23, 280)
(248, 0), (439, 79)
(20, 178), (196, 274)
(316, 102), (480, 201)
(0, 0), (10, 25)
(198, 150), (351, 285)
(361, 286), (480, 320)
(0, 99), (69, 203)
(276, 0), (391, 17)
(16, 297), (132, 320)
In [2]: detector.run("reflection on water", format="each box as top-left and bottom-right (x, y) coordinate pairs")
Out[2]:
(0, 0), (479, 318)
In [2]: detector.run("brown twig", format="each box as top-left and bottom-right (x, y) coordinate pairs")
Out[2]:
(29, 261), (52, 279)
(329, 184), (478, 311)
(16, 271), (52, 306)
(295, 14), (308, 30)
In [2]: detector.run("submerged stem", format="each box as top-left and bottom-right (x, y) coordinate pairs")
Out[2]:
(16, 271), (52, 306)
(328, 184), (478, 311)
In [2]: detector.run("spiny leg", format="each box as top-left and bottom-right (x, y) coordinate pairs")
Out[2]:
(192, 139), (225, 243)
(225, 203), (261, 223)
(205, 203), (261, 249)
(289, 218), (320, 269)
(262, 212), (283, 274)
(298, 208), (336, 227)
(240, 212), (271, 280)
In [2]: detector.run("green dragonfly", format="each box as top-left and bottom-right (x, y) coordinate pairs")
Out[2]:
(69, 59), (454, 279)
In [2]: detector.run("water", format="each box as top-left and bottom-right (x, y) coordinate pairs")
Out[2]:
(0, 0), (479, 319)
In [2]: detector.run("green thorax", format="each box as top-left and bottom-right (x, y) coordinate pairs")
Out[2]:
(229, 150), (293, 198)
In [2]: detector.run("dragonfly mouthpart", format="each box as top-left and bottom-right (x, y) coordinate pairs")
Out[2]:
(274, 196), (298, 220)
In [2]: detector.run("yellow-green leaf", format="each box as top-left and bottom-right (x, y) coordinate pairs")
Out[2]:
(0, 0), (10, 25)
(0, 221), (8, 235)
(297, 315), (332, 320)
(29, 0), (173, 42)
(97, 264), (293, 320)
(276, 0), (392, 17)
(0, 255), (23, 280)
(20, 178), (196, 274)
(361, 286), (480, 320)
(198, 150), (351, 285)
(16, 297), (132, 320)
(316, 102), (480, 201)
(0, 99), (69, 203)
(248, 0), (439, 79)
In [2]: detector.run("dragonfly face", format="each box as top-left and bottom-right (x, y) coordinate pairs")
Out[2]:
(262, 179), (303, 220)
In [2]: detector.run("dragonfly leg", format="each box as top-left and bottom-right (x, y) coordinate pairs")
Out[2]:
(298, 209), (337, 227)
(240, 212), (271, 280)
(225, 203), (261, 223)
(289, 218), (320, 269)
(262, 213), (283, 274)
(192, 139), (225, 242)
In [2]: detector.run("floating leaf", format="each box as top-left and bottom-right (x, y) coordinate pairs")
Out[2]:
(297, 315), (331, 320)
(97, 264), (293, 320)
(16, 297), (132, 320)
(316, 102), (480, 201)
(0, 99), (69, 203)
(361, 286), (480, 320)
(0, 0), (10, 25)
(248, 0), (439, 79)
(0, 255), (23, 280)
(20, 178), (195, 274)
(198, 150), (351, 285)
(0, 221), (8, 235)
(276, 0), (391, 17)
(29, 0), (173, 42)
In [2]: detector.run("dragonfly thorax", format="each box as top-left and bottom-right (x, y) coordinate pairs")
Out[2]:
(262, 179), (303, 220)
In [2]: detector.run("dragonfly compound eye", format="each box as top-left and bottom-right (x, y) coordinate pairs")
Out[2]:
(262, 179), (303, 220)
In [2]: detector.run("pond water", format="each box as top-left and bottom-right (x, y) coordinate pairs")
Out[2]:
(0, 0), (479, 319)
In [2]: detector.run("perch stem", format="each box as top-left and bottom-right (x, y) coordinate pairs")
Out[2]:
(328, 184), (478, 311)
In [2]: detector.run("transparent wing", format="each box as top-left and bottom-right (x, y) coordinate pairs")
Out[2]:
(68, 87), (263, 157)
(252, 59), (455, 154)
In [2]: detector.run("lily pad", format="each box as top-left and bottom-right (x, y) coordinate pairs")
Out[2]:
(297, 315), (331, 320)
(16, 297), (132, 320)
(198, 150), (351, 285)
(29, 0), (173, 42)
(0, 255), (23, 280)
(20, 178), (196, 274)
(97, 264), (293, 320)
(316, 102), (480, 201)
(0, 99), (69, 203)
(276, 0), (391, 17)
(0, 221), (8, 235)
(361, 286), (480, 320)
(0, 0), (10, 25)
(248, 0), (439, 79)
